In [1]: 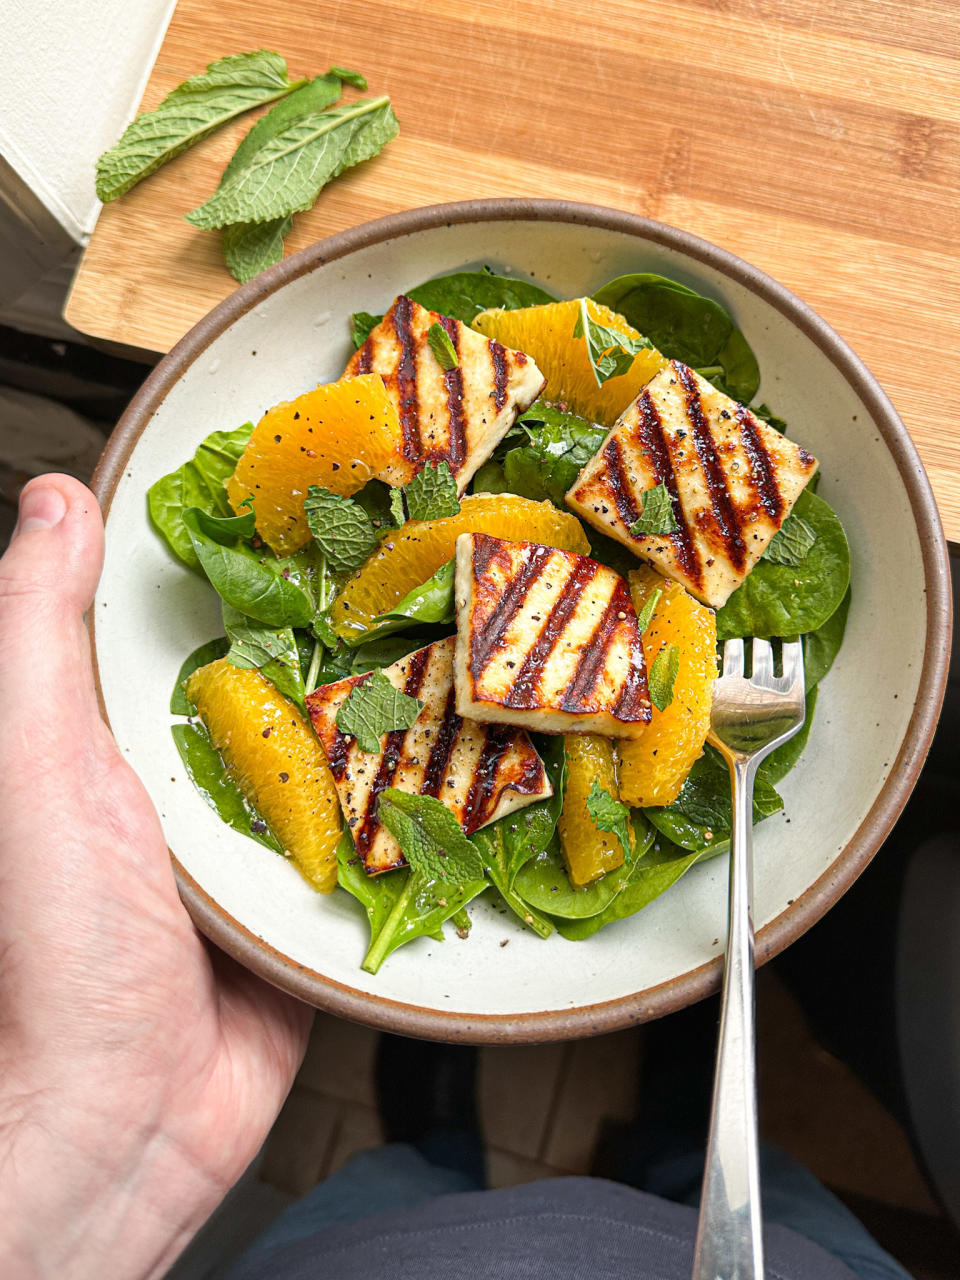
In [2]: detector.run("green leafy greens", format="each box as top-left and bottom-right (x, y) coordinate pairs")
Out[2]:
(763, 512), (817, 567)
(303, 485), (377, 573)
(648, 643), (680, 712)
(335, 670), (423, 753)
(186, 96), (398, 229)
(585, 782), (633, 858)
(426, 322), (459, 371)
(574, 298), (652, 386)
(96, 51), (304, 202)
(402, 461), (461, 521)
(630, 483), (679, 537)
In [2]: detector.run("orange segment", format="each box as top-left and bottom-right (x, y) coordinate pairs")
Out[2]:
(186, 658), (341, 891)
(330, 493), (590, 640)
(558, 734), (629, 886)
(472, 299), (666, 426)
(226, 374), (402, 556)
(616, 566), (717, 808)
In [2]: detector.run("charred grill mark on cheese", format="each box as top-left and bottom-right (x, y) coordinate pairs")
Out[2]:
(504, 559), (598, 709)
(675, 362), (747, 570)
(469, 536), (553, 675)
(354, 343), (373, 375)
(461, 725), (512, 830)
(600, 437), (641, 529)
(612, 627), (650, 721)
(439, 314), (467, 470)
(354, 646), (431, 858)
(325, 728), (351, 782)
(632, 389), (702, 587)
(391, 295), (422, 462)
(560, 579), (635, 715)
(490, 340), (508, 411)
(420, 688), (463, 798)
(735, 405), (783, 520)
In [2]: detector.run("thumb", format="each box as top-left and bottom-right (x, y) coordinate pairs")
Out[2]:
(0, 475), (105, 717)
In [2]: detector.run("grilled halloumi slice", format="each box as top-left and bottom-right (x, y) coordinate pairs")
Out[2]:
(344, 296), (545, 492)
(454, 533), (651, 738)
(305, 637), (551, 874)
(566, 361), (818, 609)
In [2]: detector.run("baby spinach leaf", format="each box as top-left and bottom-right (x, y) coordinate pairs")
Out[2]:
(182, 506), (315, 627)
(645, 746), (782, 851)
(350, 311), (382, 348)
(348, 632), (437, 675)
(515, 815), (655, 921)
(303, 485), (377, 572)
(335, 669), (423, 753)
(171, 722), (281, 852)
(574, 299), (652, 386)
(222, 602), (305, 707)
(471, 460), (509, 495)
(763, 512), (817, 566)
(758, 687), (817, 785)
(556, 836), (704, 941)
(96, 50), (303, 202)
(803, 587), (850, 691)
(186, 96), (399, 228)
(470, 736), (565, 937)
(592, 272), (761, 403)
(716, 490), (850, 641)
(427, 322), (459, 371)
(148, 422), (254, 571)
(404, 461), (461, 521)
(630, 483), (678, 537)
(751, 403), (788, 433)
(406, 267), (556, 324)
(501, 405), (607, 507)
(648, 644), (680, 711)
(170, 637), (231, 714)
(347, 559), (456, 646)
(361, 789), (489, 972)
(191, 503), (257, 541)
(585, 782), (633, 859)
(336, 828), (408, 939)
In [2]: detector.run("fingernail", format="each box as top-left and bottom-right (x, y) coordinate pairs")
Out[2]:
(17, 484), (67, 535)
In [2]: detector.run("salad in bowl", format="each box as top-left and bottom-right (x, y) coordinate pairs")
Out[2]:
(149, 265), (850, 975)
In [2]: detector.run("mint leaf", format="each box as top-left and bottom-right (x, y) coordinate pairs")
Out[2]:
(351, 311), (382, 348)
(573, 298), (651, 386)
(635, 586), (662, 633)
(648, 643), (680, 712)
(222, 216), (292, 283)
(630, 483), (678, 536)
(585, 782), (634, 859)
(427, 322), (459, 371)
(96, 50), (302, 202)
(404, 461), (460, 521)
(330, 66), (368, 90)
(216, 74), (344, 282)
(186, 96), (398, 228)
(222, 601), (305, 706)
(389, 487), (406, 527)
(763, 512), (817, 566)
(379, 789), (485, 884)
(361, 789), (489, 973)
(303, 485), (377, 573)
(335, 669), (423, 753)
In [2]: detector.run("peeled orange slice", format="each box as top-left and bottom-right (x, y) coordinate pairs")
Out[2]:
(558, 734), (629, 886)
(616, 566), (717, 808)
(472, 299), (666, 426)
(186, 658), (341, 891)
(226, 374), (402, 556)
(330, 493), (590, 640)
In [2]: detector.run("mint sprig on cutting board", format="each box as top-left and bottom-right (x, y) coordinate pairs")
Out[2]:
(94, 52), (397, 282)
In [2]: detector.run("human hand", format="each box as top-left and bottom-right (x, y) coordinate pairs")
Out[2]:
(0, 476), (312, 1279)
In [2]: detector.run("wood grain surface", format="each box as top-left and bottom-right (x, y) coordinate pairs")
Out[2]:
(64, 0), (960, 539)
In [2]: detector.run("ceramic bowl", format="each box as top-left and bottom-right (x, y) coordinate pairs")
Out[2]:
(91, 200), (951, 1043)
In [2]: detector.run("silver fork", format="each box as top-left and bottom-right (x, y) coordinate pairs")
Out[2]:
(691, 638), (806, 1280)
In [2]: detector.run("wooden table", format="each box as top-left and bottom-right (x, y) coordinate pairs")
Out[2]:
(65, 0), (960, 542)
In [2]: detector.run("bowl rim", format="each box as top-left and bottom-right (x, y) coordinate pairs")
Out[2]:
(89, 197), (953, 1043)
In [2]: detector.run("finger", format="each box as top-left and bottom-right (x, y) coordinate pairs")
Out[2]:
(0, 474), (104, 721)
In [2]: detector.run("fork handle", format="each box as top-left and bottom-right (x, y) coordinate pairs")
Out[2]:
(691, 753), (764, 1280)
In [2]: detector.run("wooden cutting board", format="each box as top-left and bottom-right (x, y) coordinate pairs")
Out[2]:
(65, 0), (960, 541)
